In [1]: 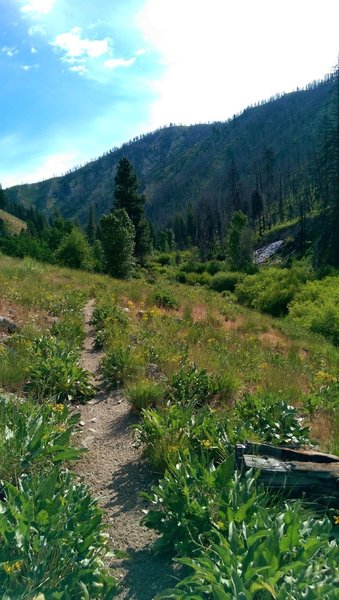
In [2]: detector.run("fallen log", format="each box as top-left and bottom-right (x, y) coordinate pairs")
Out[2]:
(235, 442), (339, 506)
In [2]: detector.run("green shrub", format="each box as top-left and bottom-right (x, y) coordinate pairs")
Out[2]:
(26, 336), (94, 403)
(135, 403), (232, 473)
(43, 290), (86, 317)
(176, 271), (187, 284)
(91, 304), (129, 350)
(56, 227), (94, 270)
(142, 457), (235, 555)
(100, 346), (141, 388)
(235, 266), (311, 316)
(288, 276), (339, 346)
(154, 289), (178, 309)
(50, 314), (85, 349)
(0, 469), (118, 598)
(210, 271), (245, 293)
(159, 500), (338, 599)
(167, 363), (217, 407)
(91, 304), (128, 330)
(235, 392), (309, 446)
(206, 260), (224, 275)
(127, 379), (165, 411)
(181, 261), (206, 274)
(0, 395), (82, 483)
(184, 271), (211, 286)
(157, 254), (172, 266)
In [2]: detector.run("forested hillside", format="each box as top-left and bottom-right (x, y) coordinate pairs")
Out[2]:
(5, 76), (333, 227)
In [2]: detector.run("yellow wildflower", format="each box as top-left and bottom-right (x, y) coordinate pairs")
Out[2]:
(55, 424), (66, 433)
(334, 515), (339, 525)
(2, 560), (23, 574)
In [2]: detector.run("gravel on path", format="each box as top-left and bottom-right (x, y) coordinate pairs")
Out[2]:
(75, 300), (177, 599)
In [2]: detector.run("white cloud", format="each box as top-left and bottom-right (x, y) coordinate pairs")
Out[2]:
(69, 64), (88, 75)
(138, 0), (339, 129)
(20, 64), (39, 71)
(20, 0), (57, 15)
(52, 27), (111, 63)
(31, 47), (38, 54)
(135, 48), (146, 56)
(1, 46), (18, 57)
(103, 57), (136, 70)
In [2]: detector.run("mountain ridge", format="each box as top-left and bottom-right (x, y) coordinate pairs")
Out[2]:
(4, 76), (334, 226)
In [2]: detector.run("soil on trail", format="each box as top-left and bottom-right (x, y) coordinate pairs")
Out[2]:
(75, 300), (176, 599)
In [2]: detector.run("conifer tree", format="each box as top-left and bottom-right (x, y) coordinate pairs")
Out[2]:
(114, 158), (151, 261)
(227, 210), (252, 271)
(99, 208), (135, 278)
(86, 205), (96, 245)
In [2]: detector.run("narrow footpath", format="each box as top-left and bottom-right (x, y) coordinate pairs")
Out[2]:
(75, 300), (175, 599)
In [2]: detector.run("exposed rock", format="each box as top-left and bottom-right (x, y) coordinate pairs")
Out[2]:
(253, 240), (284, 264)
(0, 316), (17, 334)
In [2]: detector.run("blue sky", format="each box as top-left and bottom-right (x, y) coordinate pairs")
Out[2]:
(1, 0), (338, 188)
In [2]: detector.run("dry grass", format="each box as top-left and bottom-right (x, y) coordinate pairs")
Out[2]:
(0, 209), (26, 234)
(0, 253), (337, 452)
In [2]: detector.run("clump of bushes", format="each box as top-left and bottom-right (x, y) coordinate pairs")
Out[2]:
(156, 253), (173, 266)
(167, 362), (217, 407)
(0, 469), (118, 598)
(91, 303), (129, 350)
(0, 395), (82, 483)
(127, 379), (165, 411)
(209, 271), (245, 293)
(234, 266), (311, 317)
(235, 392), (309, 446)
(177, 271), (211, 286)
(26, 336), (94, 403)
(288, 276), (339, 346)
(154, 289), (178, 309)
(157, 482), (337, 598)
(100, 346), (135, 389)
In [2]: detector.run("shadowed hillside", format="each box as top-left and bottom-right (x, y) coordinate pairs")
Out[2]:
(5, 77), (333, 226)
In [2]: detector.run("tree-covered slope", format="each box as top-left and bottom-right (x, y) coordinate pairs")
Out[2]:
(5, 77), (333, 226)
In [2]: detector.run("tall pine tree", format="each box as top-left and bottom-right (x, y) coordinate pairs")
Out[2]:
(114, 158), (151, 262)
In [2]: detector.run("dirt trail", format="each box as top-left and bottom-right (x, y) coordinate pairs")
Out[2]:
(75, 300), (175, 599)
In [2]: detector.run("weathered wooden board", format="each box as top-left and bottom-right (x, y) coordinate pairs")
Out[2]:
(235, 442), (339, 505)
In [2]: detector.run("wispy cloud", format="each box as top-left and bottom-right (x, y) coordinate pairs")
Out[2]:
(103, 57), (135, 70)
(51, 27), (111, 63)
(69, 64), (88, 75)
(1, 46), (18, 57)
(28, 24), (46, 36)
(20, 0), (57, 16)
(20, 64), (39, 71)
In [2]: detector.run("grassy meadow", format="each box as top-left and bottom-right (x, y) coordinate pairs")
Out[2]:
(0, 251), (338, 598)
